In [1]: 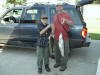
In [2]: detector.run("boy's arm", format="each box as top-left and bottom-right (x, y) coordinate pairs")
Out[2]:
(40, 25), (51, 35)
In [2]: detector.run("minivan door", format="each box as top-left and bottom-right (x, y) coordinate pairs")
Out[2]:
(0, 9), (23, 44)
(20, 7), (45, 46)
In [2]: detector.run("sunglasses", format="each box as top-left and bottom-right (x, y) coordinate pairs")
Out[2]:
(41, 17), (48, 19)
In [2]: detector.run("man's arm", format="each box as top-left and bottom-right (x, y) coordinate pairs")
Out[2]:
(63, 18), (73, 26)
(51, 24), (55, 35)
(65, 19), (73, 25)
(61, 13), (74, 26)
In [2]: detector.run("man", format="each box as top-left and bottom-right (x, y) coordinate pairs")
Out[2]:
(53, 4), (73, 71)
(37, 15), (51, 73)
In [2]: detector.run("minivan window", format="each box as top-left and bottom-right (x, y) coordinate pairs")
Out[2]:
(22, 8), (45, 23)
(50, 8), (82, 25)
(50, 9), (56, 23)
(64, 8), (82, 25)
(1, 9), (23, 24)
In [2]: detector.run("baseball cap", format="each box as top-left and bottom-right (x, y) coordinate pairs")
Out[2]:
(55, 1), (63, 6)
(40, 15), (48, 19)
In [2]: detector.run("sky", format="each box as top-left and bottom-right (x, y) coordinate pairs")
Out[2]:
(27, 0), (75, 5)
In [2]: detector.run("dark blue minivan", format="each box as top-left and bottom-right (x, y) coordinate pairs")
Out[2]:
(0, 0), (93, 48)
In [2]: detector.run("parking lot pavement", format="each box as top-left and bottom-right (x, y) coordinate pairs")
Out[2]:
(96, 59), (100, 75)
(0, 40), (100, 75)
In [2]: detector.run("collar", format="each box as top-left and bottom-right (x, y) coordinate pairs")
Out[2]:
(40, 21), (47, 27)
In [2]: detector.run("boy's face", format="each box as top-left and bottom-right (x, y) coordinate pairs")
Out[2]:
(41, 17), (48, 24)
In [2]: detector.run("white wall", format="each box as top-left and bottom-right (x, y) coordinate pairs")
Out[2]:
(0, 0), (6, 16)
(83, 5), (100, 18)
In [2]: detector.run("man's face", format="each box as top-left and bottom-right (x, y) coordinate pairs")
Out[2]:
(56, 5), (63, 13)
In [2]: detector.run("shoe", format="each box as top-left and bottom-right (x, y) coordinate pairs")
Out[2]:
(51, 55), (55, 59)
(59, 66), (67, 71)
(38, 68), (42, 73)
(45, 65), (51, 72)
(54, 64), (60, 68)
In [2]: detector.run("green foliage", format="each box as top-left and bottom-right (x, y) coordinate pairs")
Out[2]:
(90, 33), (100, 40)
(7, 0), (26, 5)
(76, 0), (82, 2)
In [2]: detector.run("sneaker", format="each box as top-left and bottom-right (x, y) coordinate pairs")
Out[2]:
(51, 55), (55, 59)
(38, 68), (42, 73)
(45, 65), (51, 72)
(54, 64), (60, 68)
(59, 66), (67, 71)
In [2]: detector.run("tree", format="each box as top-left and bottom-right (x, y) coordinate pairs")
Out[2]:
(7, 0), (26, 5)
(76, 0), (82, 3)
(94, 0), (100, 4)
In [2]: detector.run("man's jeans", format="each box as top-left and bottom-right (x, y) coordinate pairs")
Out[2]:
(54, 39), (70, 67)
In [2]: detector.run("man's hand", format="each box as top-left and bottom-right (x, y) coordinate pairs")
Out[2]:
(61, 18), (65, 24)
(61, 18), (73, 25)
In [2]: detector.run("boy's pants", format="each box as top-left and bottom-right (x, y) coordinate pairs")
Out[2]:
(37, 46), (49, 68)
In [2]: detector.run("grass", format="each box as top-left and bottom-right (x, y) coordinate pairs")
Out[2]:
(84, 18), (100, 40)
(89, 33), (100, 40)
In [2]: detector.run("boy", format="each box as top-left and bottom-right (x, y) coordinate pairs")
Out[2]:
(37, 15), (51, 73)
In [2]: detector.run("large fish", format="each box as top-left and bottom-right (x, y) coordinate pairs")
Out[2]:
(59, 33), (64, 56)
